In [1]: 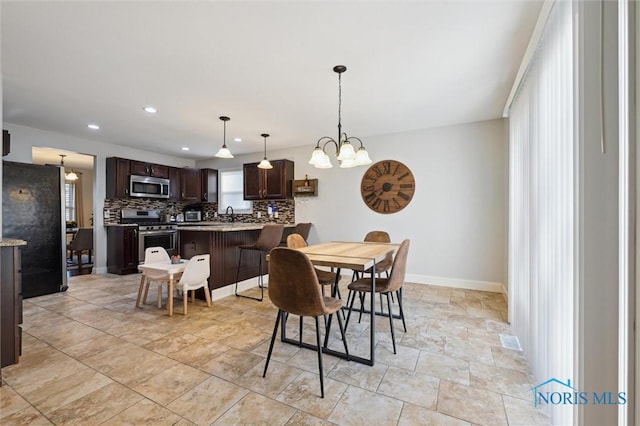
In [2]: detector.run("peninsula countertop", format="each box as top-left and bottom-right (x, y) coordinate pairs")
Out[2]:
(0, 239), (28, 247)
(177, 222), (294, 232)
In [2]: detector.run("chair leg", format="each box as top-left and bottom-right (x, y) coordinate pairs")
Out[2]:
(358, 292), (365, 323)
(204, 284), (212, 307)
(157, 284), (162, 308)
(299, 316), (303, 347)
(397, 289), (407, 332)
(263, 310), (282, 378)
(314, 316), (324, 398)
(345, 289), (357, 331)
(143, 279), (151, 304)
(183, 290), (188, 315)
(387, 292), (396, 354)
(235, 248), (264, 302)
(322, 313), (333, 348)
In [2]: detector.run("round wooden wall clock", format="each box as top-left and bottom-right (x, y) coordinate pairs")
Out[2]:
(360, 160), (415, 214)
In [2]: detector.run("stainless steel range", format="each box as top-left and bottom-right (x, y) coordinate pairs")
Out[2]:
(120, 209), (177, 262)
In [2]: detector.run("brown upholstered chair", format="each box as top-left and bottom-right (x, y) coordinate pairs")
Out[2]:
(286, 233), (337, 290)
(263, 247), (348, 398)
(364, 230), (393, 277)
(345, 239), (410, 354)
(235, 224), (284, 301)
(279, 222), (312, 246)
(67, 228), (93, 267)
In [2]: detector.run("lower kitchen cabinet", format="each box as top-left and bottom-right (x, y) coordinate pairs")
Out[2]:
(1, 243), (25, 376)
(107, 226), (139, 274)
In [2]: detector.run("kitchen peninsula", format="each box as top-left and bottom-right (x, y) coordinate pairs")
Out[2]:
(178, 222), (294, 290)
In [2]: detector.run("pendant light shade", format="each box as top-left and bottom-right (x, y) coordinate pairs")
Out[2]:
(308, 65), (372, 168)
(214, 116), (234, 158)
(59, 154), (78, 181)
(257, 133), (273, 169)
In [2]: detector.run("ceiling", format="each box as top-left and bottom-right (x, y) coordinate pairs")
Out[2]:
(2, 1), (542, 162)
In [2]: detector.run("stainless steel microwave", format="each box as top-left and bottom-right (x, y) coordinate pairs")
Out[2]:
(129, 175), (170, 199)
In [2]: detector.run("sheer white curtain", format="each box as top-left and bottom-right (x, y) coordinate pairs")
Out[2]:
(507, 1), (573, 424)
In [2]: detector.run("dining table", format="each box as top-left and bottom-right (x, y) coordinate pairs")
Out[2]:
(286, 241), (399, 366)
(137, 261), (186, 316)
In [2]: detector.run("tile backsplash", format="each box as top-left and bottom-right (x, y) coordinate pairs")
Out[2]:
(103, 198), (294, 225)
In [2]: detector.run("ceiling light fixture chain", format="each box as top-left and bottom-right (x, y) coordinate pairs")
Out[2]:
(308, 65), (371, 169)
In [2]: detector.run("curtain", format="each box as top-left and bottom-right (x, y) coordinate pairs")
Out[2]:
(507, 1), (573, 424)
(75, 172), (85, 227)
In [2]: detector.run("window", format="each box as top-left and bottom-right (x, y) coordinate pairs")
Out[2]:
(64, 182), (76, 221)
(218, 169), (252, 214)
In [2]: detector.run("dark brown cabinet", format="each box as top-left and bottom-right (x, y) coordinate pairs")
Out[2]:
(243, 159), (294, 200)
(201, 168), (218, 203)
(1, 245), (23, 372)
(106, 157), (131, 198)
(168, 167), (181, 201)
(180, 168), (202, 202)
(107, 226), (139, 274)
(130, 161), (169, 179)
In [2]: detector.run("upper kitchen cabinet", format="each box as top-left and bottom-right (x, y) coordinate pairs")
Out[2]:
(168, 167), (181, 201)
(201, 168), (218, 203)
(180, 168), (202, 202)
(106, 157), (131, 198)
(130, 160), (169, 179)
(243, 159), (294, 200)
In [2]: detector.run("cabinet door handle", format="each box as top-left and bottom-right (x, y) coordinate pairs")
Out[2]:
(203, 192), (207, 200)
(125, 189), (129, 195)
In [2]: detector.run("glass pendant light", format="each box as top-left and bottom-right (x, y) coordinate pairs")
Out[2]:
(214, 116), (234, 158)
(59, 154), (78, 181)
(257, 133), (273, 169)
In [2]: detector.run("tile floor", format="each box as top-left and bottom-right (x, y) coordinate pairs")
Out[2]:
(1, 274), (550, 425)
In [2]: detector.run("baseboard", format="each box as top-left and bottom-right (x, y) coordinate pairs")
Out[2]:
(404, 273), (504, 293)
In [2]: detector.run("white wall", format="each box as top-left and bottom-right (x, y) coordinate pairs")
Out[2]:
(2, 123), (196, 273)
(199, 118), (508, 290)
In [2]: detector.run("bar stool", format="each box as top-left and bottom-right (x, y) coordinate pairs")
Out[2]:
(235, 224), (284, 301)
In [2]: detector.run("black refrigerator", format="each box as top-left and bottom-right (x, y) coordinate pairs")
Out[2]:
(3, 161), (67, 298)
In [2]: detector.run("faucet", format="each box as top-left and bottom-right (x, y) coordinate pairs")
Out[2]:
(225, 205), (235, 222)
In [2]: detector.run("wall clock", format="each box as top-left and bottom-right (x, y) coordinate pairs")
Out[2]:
(360, 160), (415, 214)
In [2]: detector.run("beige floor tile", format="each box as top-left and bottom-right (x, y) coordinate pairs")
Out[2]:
(219, 326), (271, 351)
(502, 394), (550, 425)
(327, 358), (388, 392)
(237, 358), (303, 398)
(213, 391), (297, 425)
(100, 398), (183, 425)
(0, 406), (54, 425)
(0, 384), (31, 419)
(437, 380), (507, 425)
(491, 346), (530, 372)
(131, 363), (211, 405)
(167, 375), (249, 424)
(399, 403), (470, 426)
(374, 342), (421, 370)
(277, 370), (348, 418)
(47, 381), (143, 425)
(327, 385), (403, 426)
(469, 361), (532, 400)
(61, 333), (128, 360)
(166, 337), (232, 366)
(284, 410), (335, 425)
(200, 347), (264, 380)
(415, 351), (470, 385)
(377, 366), (439, 409)
(400, 330), (446, 353)
(444, 337), (494, 365)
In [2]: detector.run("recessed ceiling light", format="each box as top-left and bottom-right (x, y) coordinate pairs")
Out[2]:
(233, 138), (242, 142)
(87, 124), (100, 130)
(143, 106), (157, 113)
(181, 147), (190, 151)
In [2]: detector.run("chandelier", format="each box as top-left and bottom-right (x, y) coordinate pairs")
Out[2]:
(257, 133), (272, 169)
(214, 116), (234, 158)
(308, 65), (372, 169)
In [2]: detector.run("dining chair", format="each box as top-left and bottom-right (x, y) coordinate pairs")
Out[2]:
(286, 233), (338, 291)
(175, 254), (212, 315)
(138, 246), (172, 308)
(235, 224), (284, 301)
(67, 227), (93, 267)
(280, 222), (312, 246)
(263, 247), (349, 398)
(345, 239), (410, 354)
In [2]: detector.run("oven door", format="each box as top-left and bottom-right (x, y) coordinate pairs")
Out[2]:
(139, 230), (177, 262)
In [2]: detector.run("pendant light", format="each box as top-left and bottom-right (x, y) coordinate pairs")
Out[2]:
(308, 65), (372, 169)
(214, 116), (234, 158)
(59, 154), (78, 181)
(257, 133), (273, 169)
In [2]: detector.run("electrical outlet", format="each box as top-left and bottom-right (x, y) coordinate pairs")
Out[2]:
(257, 212), (261, 219)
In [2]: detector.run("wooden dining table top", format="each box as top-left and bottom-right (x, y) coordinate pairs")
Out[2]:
(295, 241), (399, 271)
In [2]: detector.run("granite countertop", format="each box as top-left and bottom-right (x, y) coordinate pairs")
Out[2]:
(104, 223), (138, 227)
(177, 222), (293, 232)
(0, 239), (28, 247)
